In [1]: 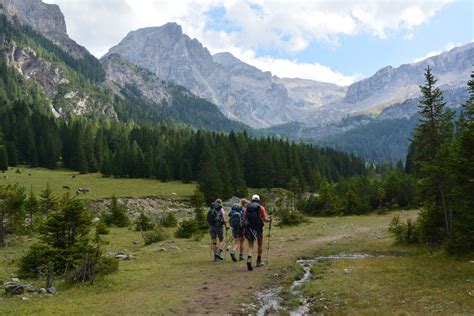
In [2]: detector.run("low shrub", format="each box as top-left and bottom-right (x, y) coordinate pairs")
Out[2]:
(142, 227), (169, 245)
(162, 212), (178, 228)
(175, 219), (198, 238)
(135, 213), (155, 231)
(388, 215), (418, 244)
(279, 209), (306, 226)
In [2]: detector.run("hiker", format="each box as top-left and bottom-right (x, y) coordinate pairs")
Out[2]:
(207, 199), (228, 261)
(243, 194), (272, 271)
(228, 199), (249, 262)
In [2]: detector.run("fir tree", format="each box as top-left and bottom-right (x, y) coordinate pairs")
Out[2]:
(0, 145), (8, 171)
(411, 67), (455, 242)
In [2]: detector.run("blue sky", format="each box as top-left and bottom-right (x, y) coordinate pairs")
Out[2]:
(47, 0), (473, 85)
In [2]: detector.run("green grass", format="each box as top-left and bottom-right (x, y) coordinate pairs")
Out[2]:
(0, 167), (196, 199)
(0, 206), (472, 314)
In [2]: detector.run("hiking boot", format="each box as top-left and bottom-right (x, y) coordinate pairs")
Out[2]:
(239, 254), (245, 261)
(215, 250), (224, 261)
(256, 259), (264, 267)
(247, 261), (253, 271)
(230, 251), (237, 262)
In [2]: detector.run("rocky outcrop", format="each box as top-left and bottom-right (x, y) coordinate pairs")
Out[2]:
(101, 53), (172, 105)
(0, 0), (87, 58)
(4, 41), (115, 118)
(337, 42), (473, 114)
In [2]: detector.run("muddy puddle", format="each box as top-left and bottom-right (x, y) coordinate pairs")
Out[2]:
(256, 253), (389, 315)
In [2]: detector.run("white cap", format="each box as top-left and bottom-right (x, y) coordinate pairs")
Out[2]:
(252, 194), (260, 201)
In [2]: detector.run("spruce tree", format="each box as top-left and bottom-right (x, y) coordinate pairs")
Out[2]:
(0, 145), (8, 171)
(411, 66), (455, 242)
(39, 183), (58, 217)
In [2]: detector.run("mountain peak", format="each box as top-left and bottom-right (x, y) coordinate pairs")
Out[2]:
(0, 0), (87, 58)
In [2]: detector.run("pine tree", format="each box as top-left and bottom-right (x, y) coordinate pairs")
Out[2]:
(104, 195), (130, 227)
(197, 145), (223, 204)
(0, 145), (8, 171)
(26, 186), (39, 231)
(39, 183), (58, 217)
(448, 71), (474, 253)
(180, 159), (193, 183)
(411, 67), (455, 242)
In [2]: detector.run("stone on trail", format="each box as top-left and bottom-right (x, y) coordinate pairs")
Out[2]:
(46, 287), (56, 294)
(5, 283), (24, 295)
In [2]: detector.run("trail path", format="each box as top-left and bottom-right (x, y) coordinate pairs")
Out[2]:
(180, 224), (375, 314)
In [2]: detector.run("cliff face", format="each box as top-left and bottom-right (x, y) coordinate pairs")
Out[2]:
(0, 0), (87, 58)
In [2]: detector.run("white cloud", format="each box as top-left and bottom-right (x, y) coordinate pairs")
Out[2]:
(413, 42), (462, 63)
(44, 0), (452, 84)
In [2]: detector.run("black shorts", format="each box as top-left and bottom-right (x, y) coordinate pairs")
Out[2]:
(231, 226), (243, 239)
(209, 225), (224, 241)
(244, 227), (263, 241)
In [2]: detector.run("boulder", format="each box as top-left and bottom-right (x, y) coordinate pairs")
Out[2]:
(46, 287), (56, 294)
(5, 283), (24, 295)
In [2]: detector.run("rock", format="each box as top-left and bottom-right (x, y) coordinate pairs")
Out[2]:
(343, 269), (352, 274)
(25, 284), (37, 292)
(38, 288), (47, 294)
(168, 246), (181, 251)
(133, 240), (139, 245)
(158, 247), (167, 252)
(5, 283), (24, 295)
(46, 287), (56, 294)
(105, 251), (114, 257)
(470, 260), (474, 264)
(21, 296), (30, 301)
(11, 277), (20, 283)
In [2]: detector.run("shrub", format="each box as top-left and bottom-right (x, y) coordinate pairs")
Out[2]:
(192, 231), (204, 241)
(135, 212), (155, 231)
(142, 227), (169, 245)
(162, 212), (178, 228)
(18, 244), (57, 278)
(96, 220), (110, 235)
(388, 215), (418, 244)
(175, 219), (198, 238)
(279, 209), (306, 226)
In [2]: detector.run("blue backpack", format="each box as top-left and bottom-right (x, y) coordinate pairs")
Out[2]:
(228, 204), (242, 229)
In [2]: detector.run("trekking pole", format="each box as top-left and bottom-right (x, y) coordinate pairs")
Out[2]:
(266, 220), (272, 266)
(224, 226), (228, 261)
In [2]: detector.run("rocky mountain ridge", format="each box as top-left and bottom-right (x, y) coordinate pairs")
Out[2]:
(0, 0), (87, 58)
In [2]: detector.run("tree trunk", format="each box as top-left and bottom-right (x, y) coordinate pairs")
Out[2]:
(439, 187), (451, 237)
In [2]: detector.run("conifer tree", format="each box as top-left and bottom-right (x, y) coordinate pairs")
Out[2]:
(411, 67), (455, 242)
(0, 145), (8, 171)
(39, 183), (58, 217)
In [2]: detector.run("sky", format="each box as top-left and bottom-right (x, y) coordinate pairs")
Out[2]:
(44, 0), (474, 86)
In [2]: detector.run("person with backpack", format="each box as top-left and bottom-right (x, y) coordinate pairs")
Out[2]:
(207, 199), (228, 261)
(228, 199), (249, 262)
(243, 194), (272, 271)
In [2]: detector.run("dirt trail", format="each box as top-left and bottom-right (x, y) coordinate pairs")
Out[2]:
(180, 225), (375, 314)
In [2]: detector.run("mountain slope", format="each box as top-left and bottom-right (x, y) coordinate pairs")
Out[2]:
(105, 23), (347, 128)
(0, 0), (87, 58)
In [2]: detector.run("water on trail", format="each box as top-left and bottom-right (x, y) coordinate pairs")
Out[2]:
(256, 253), (385, 315)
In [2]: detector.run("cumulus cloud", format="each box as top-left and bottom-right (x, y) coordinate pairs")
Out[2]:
(44, 0), (451, 84)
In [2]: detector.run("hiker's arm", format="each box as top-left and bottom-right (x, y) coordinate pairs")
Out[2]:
(221, 208), (229, 228)
(261, 206), (272, 222)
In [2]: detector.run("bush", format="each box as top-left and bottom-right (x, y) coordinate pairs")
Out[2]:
(279, 209), (306, 226)
(135, 213), (155, 231)
(192, 231), (204, 241)
(162, 212), (178, 228)
(388, 215), (418, 244)
(142, 227), (169, 245)
(96, 220), (110, 235)
(18, 244), (57, 278)
(175, 219), (198, 238)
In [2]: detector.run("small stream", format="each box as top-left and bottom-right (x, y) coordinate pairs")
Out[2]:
(256, 253), (384, 315)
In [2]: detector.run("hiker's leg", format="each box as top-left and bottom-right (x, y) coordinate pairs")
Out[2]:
(247, 239), (254, 257)
(239, 237), (244, 254)
(210, 227), (218, 253)
(232, 237), (239, 252)
(217, 226), (225, 250)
